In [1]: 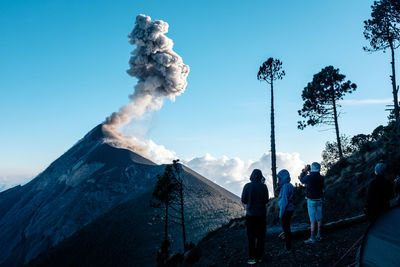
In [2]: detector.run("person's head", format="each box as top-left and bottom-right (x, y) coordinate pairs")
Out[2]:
(250, 169), (263, 183)
(374, 162), (386, 176)
(277, 169), (291, 186)
(310, 162), (321, 173)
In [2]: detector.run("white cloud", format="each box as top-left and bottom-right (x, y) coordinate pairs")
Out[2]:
(113, 138), (306, 197)
(142, 139), (306, 197)
(0, 172), (35, 192)
(0, 139), (306, 198)
(145, 139), (178, 164)
(340, 98), (393, 105)
(182, 151), (305, 197)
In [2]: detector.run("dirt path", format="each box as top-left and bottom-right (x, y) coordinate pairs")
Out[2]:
(186, 220), (368, 266)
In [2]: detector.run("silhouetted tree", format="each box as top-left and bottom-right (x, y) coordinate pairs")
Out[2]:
(298, 66), (357, 158)
(364, 0), (400, 121)
(387, 101), (400, 121)
(321, 135), (355, 172)
(151, 161), (189, 264)
(371, 125), (386, 140)
(257, 57), (285, 195)
(172, 159), (188, 251)
(152, 165), (178, 265)
(351, 134), (373, 151)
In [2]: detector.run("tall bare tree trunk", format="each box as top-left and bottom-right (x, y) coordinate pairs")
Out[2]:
(390, 41), (399, 121)
(164, 202), (169, 256)
(173, 162), (187, 251)
(179, 180), (186, 251)
(270, 77), (277, 195)
(331, 87), (343, 158)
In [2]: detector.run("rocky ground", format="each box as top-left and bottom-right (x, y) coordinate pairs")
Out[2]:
(177, 218), (368, 267)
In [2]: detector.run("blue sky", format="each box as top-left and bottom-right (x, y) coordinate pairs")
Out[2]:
(0, 0), (396, 191)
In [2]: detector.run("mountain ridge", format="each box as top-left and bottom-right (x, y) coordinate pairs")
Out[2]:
(0, 123), (244, 266)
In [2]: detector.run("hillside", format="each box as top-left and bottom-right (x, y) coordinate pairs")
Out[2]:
(264, 121), (400, 227)
(175, 217), (368, 266)
(29, 174), (243, 267)
(0, 124), (244, 267)
(170, 121), (400, 266)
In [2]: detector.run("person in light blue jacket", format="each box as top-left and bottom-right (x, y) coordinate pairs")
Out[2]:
(277, 169), (295, 252)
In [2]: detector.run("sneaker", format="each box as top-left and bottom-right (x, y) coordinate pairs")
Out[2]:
(316, 235), (322, 241)
(304, 238), (315, 244)
(247, 259), (256, 265)
(278, 248), (291, 255)
(257, 258), (263, 263)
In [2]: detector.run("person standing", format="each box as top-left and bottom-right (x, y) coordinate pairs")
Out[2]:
(365, 163), (394, 222)
(300, 162), (324, 244)
(394, 176), (400, 206)
(277, 169), (295, 252)
(241, 169), (269, 264)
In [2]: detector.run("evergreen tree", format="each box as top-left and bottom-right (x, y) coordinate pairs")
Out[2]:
(257, 57), (285, 195)
(321, 135), (355, 171)
(298, 66), (357, 158)
(364, 0), (400, 121)
(172, 159), (188, 252)
(152, 165), (178, 265)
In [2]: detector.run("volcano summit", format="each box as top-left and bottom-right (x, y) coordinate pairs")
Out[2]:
(0, 124), (244, 266)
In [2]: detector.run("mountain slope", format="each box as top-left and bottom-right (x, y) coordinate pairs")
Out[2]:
(29, 166), (244, 267)
(166, 122), (400, 266)
(0, 124), (244, 266)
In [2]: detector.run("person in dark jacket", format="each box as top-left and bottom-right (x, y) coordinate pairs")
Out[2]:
(241, 169), (269, 264)
(365, 163), (394, 222)
(394, 176), (400, 206)
(277, 169), (295, 252)
(300, 162), (324, 244)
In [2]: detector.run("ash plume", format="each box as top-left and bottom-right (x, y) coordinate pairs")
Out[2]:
(105, 14), (189, 130)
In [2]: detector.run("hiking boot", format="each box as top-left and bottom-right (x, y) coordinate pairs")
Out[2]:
(304, 238), (315, 244)
(247, 259), (256, 265)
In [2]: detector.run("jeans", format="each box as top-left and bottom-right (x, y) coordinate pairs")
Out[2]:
(246, 215), (266, 259)
(281, 210), (294, 249)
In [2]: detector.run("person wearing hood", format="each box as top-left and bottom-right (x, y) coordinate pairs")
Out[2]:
(300, 162), (324, 244)
(241, 169), (269, 264)
(365, 163), (394, 222)
(277, 169), (295, 252)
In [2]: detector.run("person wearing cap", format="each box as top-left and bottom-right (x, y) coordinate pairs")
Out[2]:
(277, 169), (295, 253)
(300, 162), (324, 244)
(365, 163), (394, 222)
(241, 169), (269, 264)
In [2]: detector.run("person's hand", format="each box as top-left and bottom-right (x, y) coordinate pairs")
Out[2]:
(305, 164), (311, 172)
(302, 164), (310, 173)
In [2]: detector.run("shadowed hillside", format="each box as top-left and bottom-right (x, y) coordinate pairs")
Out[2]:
(170, 121), (400, 266)
(0, 124), (244, 267)
(265, 121), (400, 227)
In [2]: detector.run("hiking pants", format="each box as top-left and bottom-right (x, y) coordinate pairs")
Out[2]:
(245, 215), (266, 259)
(281, 210), (294, 250)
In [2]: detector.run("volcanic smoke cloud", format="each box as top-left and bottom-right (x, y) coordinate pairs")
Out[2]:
(105, 14), (190, 129)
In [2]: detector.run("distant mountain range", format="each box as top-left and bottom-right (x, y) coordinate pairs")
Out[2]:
(0, 124), (244, 266)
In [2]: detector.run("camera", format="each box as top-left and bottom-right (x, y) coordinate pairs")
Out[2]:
(303, 164), (311, 173)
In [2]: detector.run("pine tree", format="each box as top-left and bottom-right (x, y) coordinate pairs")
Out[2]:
(172, 159), (187, 251)
(257, 57), (285, 195)
(152, 165), (178, 265)
(364, 0), (400, 121)
(298, 66), (357, 158)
